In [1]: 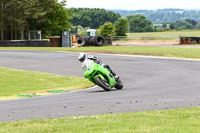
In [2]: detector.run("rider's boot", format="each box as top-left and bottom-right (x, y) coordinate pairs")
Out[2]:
(109, 69), (119, 79)
(102, 64), (119, 79)
(113, 72), (119, 79)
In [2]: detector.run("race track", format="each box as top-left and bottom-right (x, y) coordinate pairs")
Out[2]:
(0, 50), (200, 122)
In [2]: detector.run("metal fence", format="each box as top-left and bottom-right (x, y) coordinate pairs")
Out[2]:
(28, 30), (41, 40)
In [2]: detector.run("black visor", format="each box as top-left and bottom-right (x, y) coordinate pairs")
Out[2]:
(79, 54), (86, 62)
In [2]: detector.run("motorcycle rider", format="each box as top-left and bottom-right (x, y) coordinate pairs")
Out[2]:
(78, 52), (119, 79)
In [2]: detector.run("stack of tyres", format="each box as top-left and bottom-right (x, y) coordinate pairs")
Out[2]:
(76, 35), (105, 46)
(83, 36), (92, 46)
(88, 36), (105, 46)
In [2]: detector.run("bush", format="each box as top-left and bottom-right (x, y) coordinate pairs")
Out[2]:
(114, 18), (128, 36)
(99, 22), (115, 38)
(195, 22), (200, 29)
(175, 20), (194, 29)
(77, 26), (90, 36)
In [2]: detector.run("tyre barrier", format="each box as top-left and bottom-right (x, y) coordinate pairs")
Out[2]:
(0, 40), (50, 47)
(76, 35), (105, 46)
(76, 36), (85, 46)
(84, 36), (93, 46)
(88, 35), (105, 46)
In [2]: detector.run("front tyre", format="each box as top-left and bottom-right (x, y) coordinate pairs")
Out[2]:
(94, 76), (112, 91)
(115, 78), (123, 90)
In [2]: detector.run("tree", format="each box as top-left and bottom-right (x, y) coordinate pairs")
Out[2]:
(70, 8), (121, 29)
(127, 15), (153, 32)
(113, 9), (200, 24)
(77, 26), (90, 36)
(169, 23), (176, 29)
(29, 0), (72, 37)
(0, 0), (5, 40)
(162, 24), (167, 28)
(99, 22), (115, 38)
(175, 20), (193, 29)
(195, 22), (200, 29)
(185, 19), (197, 26)
(0, 0), (72, 40)
(0, 0), (48, 40)
(10, 0), (55, 40)
(0, 0), (12, 40)
(114, 18), (128, 36)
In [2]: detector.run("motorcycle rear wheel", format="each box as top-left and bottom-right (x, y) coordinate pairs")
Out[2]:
(95, 76), (112, 91)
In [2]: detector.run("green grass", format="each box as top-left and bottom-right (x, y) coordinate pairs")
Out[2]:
(1, 46), (200, 59)
(127, 30), (200, 37)
(0, 107), (200, 132)
(126, 30), (200, 40)
(0, 68), (94, 97)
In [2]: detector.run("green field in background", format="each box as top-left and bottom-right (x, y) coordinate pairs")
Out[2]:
(126, 30), (200, 37)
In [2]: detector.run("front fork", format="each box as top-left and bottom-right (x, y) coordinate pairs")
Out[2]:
(94, 74), (105, 81)
(94, 72), (116, 88)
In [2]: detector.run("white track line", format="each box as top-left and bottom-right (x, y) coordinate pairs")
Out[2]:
(66, 85), (98, 94)
(96, 53), (200, 62)
(55, 51), (200, 62)
(2, 50), (200, 62)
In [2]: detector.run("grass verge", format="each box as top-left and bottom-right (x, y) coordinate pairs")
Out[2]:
(1, 46), (200, 59)
(0, 68), (94, 97)
(0, 107), (200, 132)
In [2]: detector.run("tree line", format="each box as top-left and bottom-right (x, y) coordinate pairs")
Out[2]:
(2, 3), (200, 41)
(169, 19), (200, 30)
(112, 9), (200, 24)
(69, 8), (121, 29)
(72, 8), (200, 37)
(70, 8), (154, 37)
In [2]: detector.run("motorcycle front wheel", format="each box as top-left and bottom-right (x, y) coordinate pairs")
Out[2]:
(115, 78), (123, 90)
(94, 76), (112, 91)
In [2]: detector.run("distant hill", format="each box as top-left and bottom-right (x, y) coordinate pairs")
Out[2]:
(107, 8), (200, 24)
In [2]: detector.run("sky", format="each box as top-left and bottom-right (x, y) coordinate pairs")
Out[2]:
(64, 0), (200, 10)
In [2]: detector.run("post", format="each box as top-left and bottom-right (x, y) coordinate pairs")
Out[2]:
(110, 36), (112, 45)
(179, 35), (181, 45)
(28, 31), (30, 40)
(39, 30), (41, 40)
(34, 31), (36, 40)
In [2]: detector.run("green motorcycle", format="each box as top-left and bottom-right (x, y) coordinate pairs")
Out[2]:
(82, 59), (123, 91)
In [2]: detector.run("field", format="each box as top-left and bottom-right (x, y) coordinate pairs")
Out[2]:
(126, 30), (200, 37)
(112, 30), (200, 45)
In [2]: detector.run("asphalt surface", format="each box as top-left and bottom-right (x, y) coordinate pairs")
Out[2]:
(0, 50), (200, 122)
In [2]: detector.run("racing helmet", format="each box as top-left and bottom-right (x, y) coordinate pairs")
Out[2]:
(78, 52), (87, 62)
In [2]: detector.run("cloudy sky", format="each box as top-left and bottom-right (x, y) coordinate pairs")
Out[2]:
(65, 0), (200, 10)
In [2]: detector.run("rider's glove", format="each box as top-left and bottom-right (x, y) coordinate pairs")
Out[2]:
(88, 55), (102, 64)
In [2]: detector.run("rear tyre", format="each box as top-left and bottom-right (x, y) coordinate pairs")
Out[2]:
(94, 76), (112, 91)
(115, 78), (123, 90)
